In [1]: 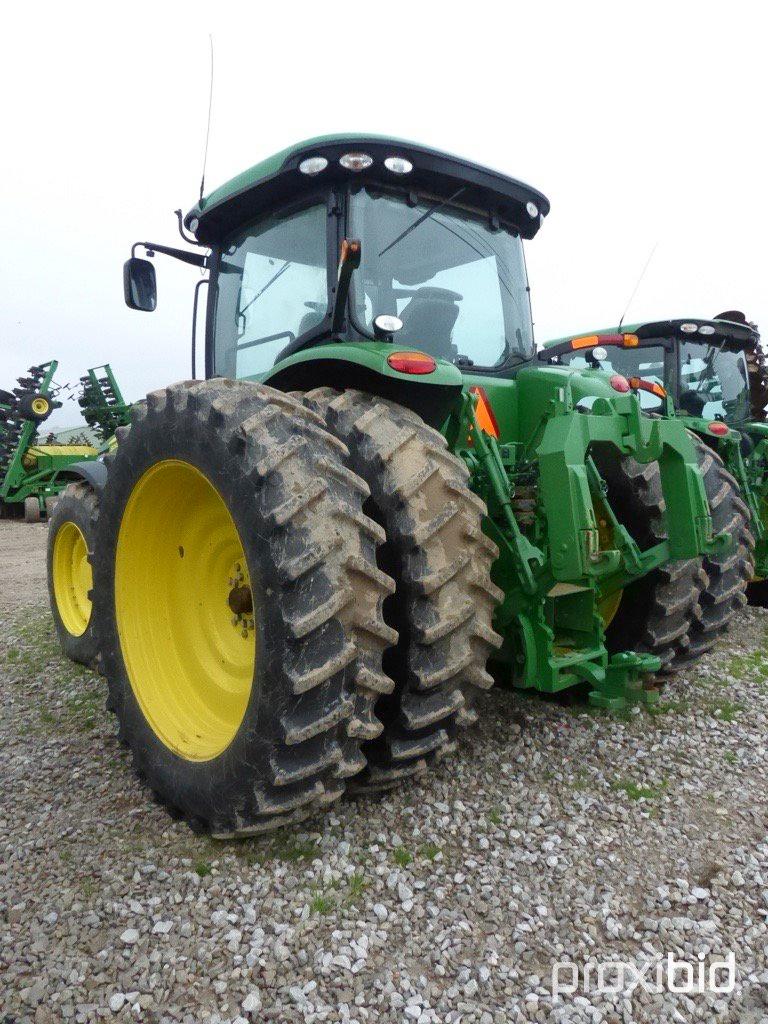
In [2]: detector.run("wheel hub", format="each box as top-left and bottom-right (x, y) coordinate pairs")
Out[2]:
(228, 563), (254, 637)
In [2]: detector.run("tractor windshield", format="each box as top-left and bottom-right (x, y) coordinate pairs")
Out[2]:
(349, 188), (534, 368)
(679, 340), (750, 423)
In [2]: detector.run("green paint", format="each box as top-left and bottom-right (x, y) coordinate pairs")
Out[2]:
(240, 330), (723, 707)
(542, 318), (768, 578)
(0, 361), (130, 514)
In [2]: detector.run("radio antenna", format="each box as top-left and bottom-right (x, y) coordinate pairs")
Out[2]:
(617, 241), (658, 332)
(199, 35), (214, 201)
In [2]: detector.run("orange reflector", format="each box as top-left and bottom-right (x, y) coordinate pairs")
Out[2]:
(387, 351), (436, 375)
(629, 377), (667, 399)
(571, 334), (599, 350)
(570, 332), (640, 350)
(707, 421), (729, 436)
(469, 386), (500, 437)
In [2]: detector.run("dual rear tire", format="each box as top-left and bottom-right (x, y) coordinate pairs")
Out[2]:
(600, 436), (752, 670)
(77, 381), (499, 834)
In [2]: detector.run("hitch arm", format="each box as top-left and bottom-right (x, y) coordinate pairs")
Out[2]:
(462, 392), (544, 594)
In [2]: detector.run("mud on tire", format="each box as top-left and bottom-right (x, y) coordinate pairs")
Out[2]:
(303, 388), (503, 792)
(93, 380), (396, 836)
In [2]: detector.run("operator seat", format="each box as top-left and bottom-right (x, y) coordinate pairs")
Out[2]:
(398, 287), (461, 362)
(679, 390), (707, 416)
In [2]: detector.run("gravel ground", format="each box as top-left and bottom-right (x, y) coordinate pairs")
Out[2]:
(1, 524), (767, 1023)
(0, 521), (48, 613)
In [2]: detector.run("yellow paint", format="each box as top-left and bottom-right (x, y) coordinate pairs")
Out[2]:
(52, 521), (92, 636)
(598, 589), (623, 627)
(594, 510), (623, 627)
(115, 460), (255, 761)
(27, 445), (99, 458)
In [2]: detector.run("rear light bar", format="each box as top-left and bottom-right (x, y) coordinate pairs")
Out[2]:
(547, 332), (640, 358)
(571, 332), (639, 350)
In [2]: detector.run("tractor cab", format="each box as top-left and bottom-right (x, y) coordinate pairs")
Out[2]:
(125, 135), (549, 393)
(541, 316), (762, 426)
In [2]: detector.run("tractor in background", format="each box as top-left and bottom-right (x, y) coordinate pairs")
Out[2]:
(541, 314), (762, 662)
(51, 135), (731, 836)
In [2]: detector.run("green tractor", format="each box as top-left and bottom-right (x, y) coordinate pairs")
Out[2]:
(541, 315), (760, 662)
(59, 135), (728, 836)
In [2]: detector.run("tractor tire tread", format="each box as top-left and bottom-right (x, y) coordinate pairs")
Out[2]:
(303, 387), (501, 793)
(94, 379), (392, 836)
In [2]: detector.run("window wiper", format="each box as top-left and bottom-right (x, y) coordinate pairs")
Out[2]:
(238, 261), (293, 319)
(378, 187), (466, 258)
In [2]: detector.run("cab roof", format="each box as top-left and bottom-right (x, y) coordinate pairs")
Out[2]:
(185, 133), (550, 245)
(542, 317), (760, 351)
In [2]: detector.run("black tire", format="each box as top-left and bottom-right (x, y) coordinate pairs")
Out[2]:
(303, 388), (503, 791)
(23, 497), (41, 523)
(47, 482), (99, 667)
(93, 380), (395, 836)
(596, 452), (705, 671)
(18, 392), (52, 422)
(674, 440), (753, 665)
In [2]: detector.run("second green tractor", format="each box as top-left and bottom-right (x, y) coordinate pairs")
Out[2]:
(50, 136), (736, 836)
(543, 314), (764, 662)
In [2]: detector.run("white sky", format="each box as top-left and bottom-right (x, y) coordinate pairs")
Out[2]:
(2, 1), (765, 429)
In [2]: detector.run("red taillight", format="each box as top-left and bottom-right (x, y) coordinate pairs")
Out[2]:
(387, 351), (436, 375)
(707, 421), (729, 436)
(469, 385), (500, 438)
(610, 374), (631, 393)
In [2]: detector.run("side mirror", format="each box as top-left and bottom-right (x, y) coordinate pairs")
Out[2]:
(123, 257), (157, 311)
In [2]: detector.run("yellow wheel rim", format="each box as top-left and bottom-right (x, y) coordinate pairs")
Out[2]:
(598, 589), (623, 627)
(115, 460), (256, 762)
(31, 397), (49, 416)
(52, 521), (93, 637)
(593, 496), (623, 627)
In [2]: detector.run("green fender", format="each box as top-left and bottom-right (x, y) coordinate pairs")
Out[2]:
(258, 342), (463, 428)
